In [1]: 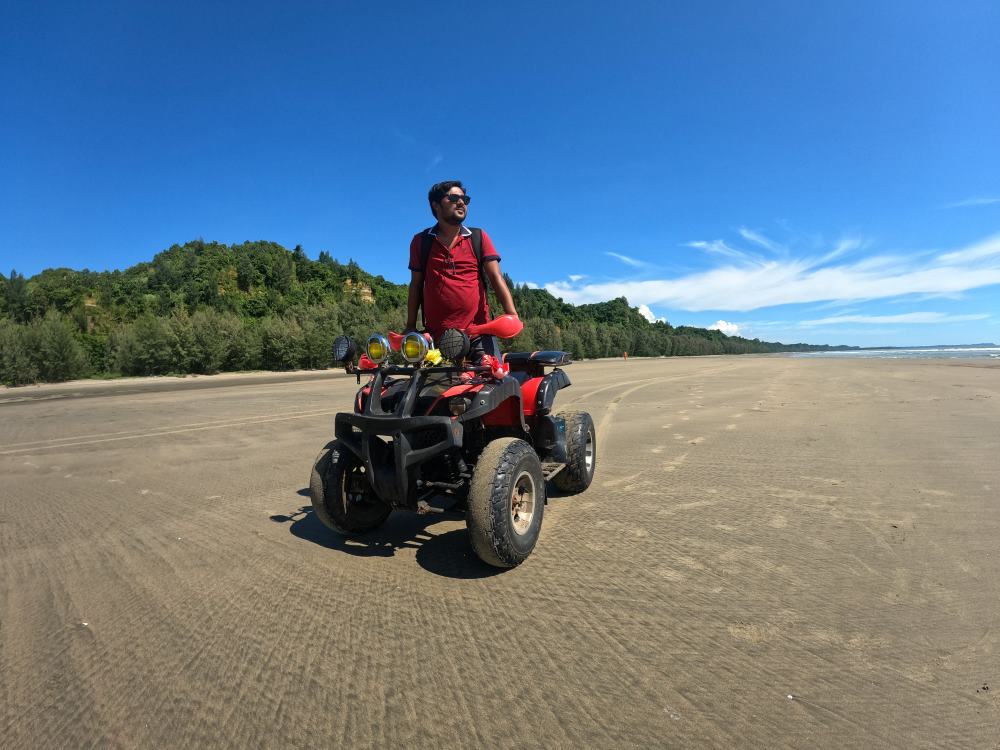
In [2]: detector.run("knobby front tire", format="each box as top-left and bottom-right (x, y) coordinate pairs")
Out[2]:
(310, 440), (391, 535)
(467, 438), (546, 568)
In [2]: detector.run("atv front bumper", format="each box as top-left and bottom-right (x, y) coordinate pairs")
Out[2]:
(335, 413), (462, 509)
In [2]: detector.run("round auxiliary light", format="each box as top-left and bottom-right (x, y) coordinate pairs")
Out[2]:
(439, 328), (471, 363)
(401, 332), (429, 364)
(331, 335), (356, 363)
(365, 334), (391, 364)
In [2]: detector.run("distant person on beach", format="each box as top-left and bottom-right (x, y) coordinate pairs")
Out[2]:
(406, 180), (518, 362)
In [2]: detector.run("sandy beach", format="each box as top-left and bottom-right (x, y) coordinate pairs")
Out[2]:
(1, 356), (997, 748)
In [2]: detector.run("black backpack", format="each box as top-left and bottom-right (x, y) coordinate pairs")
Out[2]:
(418, 227), (490, 326)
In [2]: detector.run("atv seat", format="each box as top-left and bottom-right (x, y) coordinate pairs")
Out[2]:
(504, 351), (572, 368)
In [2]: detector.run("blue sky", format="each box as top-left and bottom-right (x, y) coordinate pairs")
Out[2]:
(2, 1), (998, 346)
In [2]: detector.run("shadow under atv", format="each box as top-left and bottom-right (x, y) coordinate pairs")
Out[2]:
(270, 494), (504, 580)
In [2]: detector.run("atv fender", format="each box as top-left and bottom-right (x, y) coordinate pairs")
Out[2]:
(520, 369), (571, 418)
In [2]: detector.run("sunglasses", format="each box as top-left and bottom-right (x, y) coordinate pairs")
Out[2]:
(443, 194), (471, 205)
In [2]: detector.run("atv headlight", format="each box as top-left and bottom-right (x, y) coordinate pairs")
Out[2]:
(365, 334), (391, 364)
(331, 335), (356, 363)
(401, 332), (429, 364)
(439, 328), (471, 363)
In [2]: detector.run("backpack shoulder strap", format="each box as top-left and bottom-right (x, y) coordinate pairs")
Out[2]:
(468, 227), (488, 290)
(419, 228), (434, 273)
(469, 226), (483, 261)
(468, 227), (493, 323)
(417, 229), (435, 328)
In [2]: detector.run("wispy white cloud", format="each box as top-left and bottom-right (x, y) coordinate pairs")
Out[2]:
(568, 274), (586, 282)
(605, 251), (647, 268)
(802, 312), (990, 326)
(946, 196), (1000, 208)
(546, 231), (1000, 312)
(817, 237), (864, 264)
(427, 154), (443, 171)
(888, 292), (967, 303)
(709, 320), (741, 336)
(738, 227), (783, 253)
(686, 240), (751, 261)
(937, 233), (1000, 264)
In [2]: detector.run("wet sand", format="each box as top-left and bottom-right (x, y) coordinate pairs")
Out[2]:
(1, 357), (998, 748)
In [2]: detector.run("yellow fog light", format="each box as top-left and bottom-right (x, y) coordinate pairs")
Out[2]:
(366, 334), (390, 364)
(401, 332), (429, 364)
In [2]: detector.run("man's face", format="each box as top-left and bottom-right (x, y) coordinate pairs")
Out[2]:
(436, 186), (469, 226)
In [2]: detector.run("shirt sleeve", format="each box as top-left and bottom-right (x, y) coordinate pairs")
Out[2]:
(408, 233), (424, 272)
(480, 229), (501, 264)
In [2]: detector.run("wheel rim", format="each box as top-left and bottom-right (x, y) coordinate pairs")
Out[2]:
(341, 464), (369, 508)
(510, 470), (536, 535)
(584, 429), (595, 473)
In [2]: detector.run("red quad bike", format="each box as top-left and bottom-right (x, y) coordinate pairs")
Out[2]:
(310, 315), (596, 568)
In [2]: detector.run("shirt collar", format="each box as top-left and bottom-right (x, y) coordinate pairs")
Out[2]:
(428, 224), (472, 238)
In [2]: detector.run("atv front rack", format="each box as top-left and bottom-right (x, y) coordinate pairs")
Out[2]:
(335, 365), (525, 509)
(335, 411), (461, 509)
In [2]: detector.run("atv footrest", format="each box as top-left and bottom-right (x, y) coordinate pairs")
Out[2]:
(541, 462), (566, 481)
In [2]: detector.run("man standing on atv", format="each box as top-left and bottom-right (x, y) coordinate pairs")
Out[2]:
(406, 180), (518, 362)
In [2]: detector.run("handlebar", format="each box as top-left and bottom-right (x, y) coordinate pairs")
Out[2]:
(386, 314), (524, 351)
(467, 314), (523, 339)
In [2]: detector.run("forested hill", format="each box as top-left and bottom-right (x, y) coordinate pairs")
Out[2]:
(0, 239), (847, 385)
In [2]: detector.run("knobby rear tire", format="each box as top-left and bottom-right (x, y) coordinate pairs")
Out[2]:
(552, 411), (596, 493)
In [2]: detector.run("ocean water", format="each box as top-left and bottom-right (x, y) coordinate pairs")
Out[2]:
(791, 346), (1000, 359)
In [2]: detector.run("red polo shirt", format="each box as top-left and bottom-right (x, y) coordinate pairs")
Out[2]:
(408, 226), (501, 339)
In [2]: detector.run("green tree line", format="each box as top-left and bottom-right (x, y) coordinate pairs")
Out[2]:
(0, 240), (845, 386)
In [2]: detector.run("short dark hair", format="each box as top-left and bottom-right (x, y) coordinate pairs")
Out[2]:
(428, 180), (466, 218)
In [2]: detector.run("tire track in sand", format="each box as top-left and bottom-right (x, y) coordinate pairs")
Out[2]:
(595, 378), (671, 440)
(563, 376), (664, 407)
(587, 363), (742, 445)
(0, 408), (338, 456)
(0, 406), (342, 451)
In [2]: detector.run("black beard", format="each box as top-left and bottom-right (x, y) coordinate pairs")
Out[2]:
(441, 212), (464, 226)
